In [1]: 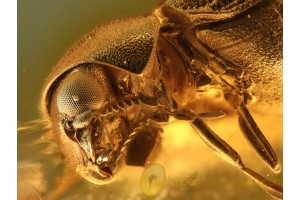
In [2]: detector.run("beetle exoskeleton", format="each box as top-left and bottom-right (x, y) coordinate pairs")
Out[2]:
(42, 0), (282, 198)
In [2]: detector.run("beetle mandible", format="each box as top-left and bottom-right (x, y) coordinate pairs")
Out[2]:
(42, 0), (283, 198)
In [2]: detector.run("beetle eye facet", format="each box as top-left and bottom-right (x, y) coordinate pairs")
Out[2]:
(56, 70), (104, 118)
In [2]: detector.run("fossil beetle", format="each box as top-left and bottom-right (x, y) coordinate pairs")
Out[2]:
(42, 0), (283, 198)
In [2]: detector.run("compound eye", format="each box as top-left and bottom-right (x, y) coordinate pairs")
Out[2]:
(56, 70), (104, 118)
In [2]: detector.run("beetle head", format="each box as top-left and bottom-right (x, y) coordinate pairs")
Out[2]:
(41, 15), (172, 185)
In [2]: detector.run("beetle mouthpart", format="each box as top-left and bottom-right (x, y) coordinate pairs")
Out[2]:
(100, 167), (113, 177)
(75, 151), (126, 185)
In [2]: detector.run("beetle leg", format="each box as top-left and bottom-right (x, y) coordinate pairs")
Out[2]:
(167, 22), (281, 174)
(190, 57), (281, 173)
(243, 167), (283, 200)
(191, 118), (244, 168)
(191, 117), (282, 199)
(237, 105), (281, 173)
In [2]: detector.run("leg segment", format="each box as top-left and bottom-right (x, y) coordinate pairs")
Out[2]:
(191, 117), (282, 199)
(237, 105), (281, 173)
